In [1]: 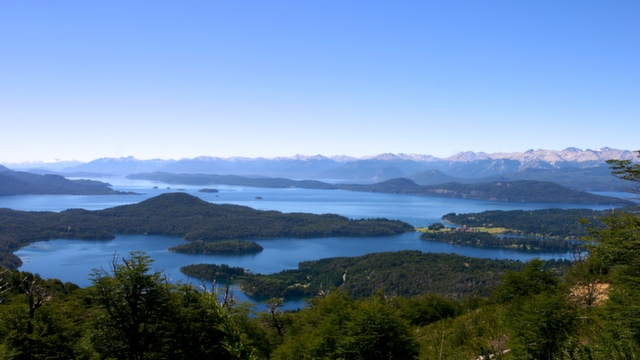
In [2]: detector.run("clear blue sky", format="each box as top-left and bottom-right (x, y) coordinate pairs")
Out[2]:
(1, 1), (638, 162)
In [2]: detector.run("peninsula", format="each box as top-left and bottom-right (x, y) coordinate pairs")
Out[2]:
(0, 169), (135, 196)
(0, 193), (413, 269)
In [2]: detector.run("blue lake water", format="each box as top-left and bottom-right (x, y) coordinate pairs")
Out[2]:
(4, 176), (625, 310)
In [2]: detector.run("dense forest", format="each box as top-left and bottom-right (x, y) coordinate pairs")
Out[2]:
(420, 231), (582, 251)
(180, 263), (248, 280)
(169, 240), (264, 254)
(0, 193), (413, 269)
(0, 170), (134, 196)
(442, 208), (614, 238)
(185, 251), (571, 299)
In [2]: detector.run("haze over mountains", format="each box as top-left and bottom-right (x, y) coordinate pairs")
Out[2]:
(3, 148), (638, 192)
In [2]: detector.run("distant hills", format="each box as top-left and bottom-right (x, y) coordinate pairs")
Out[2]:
(4, 147), (638, 191)
(340, 178), (633, 205)
(0, 168), (133, 196)
(129, 173), (634, 206)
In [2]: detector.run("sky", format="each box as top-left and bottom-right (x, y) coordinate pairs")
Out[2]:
(1, 1), (639, 163)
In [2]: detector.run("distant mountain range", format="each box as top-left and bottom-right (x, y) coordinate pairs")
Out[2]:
(3, 148), (638, 191)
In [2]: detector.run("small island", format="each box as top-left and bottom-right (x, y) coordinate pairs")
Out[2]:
(180, 263), (248, 280)
(198, 188), (219, 193)
(169, 240), (263, 254)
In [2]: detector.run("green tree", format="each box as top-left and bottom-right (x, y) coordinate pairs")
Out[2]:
(586, 213), (640, 355)
(493, 259), (560, 304)
(89, 251), (175, 360)
(607, 150), (640, 194)
(272, 291), (418, 360)
(507, 292), (576, 360)
(428, 222), (445, 231)
(89, 251), (253, 360)
(338, 296), (419, 360)
(0, 278), (87, 360)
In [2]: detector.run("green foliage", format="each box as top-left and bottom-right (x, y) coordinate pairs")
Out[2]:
(588, 212), (640, 278)
(89, 251), (253, 360)
(393, 294), (462, 327)
(586, 211), (640, 353)
(427, 222), (445, 231)
(272, 292), (419, 360)
(421, 230), (582, 251)
(339, 297), (419, 359)
(239, 251), (527, 299)
(180, 263), (247, 280)
(493, 259), (561, 303)
(607, 150), (640, 193)
(507, 292), (577, 360)
(169, 240), (263, 254)
(416, 303), (508, 359)
(89, 251), (176, 359)
(444, 208), (609, 239)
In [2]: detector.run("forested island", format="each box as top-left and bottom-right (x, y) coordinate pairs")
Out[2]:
(198, 188), (219, 193)
(442, 208), (613, 238)
(181, 251), (571, 299)
(169, 240), (263, 254)
(420, 231), (581, 251)
(180, 263), (248, 279)
(0, 193), (413, 269)
(0, 170), (135, 196)
(127, 172), (634, 205)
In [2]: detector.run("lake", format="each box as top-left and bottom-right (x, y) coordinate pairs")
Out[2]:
(4, 176), (622, 309)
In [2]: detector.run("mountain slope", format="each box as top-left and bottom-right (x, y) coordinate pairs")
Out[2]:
(0, 171), (132, 196)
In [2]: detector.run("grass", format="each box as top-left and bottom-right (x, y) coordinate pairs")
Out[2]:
(415, 227), (508, 234)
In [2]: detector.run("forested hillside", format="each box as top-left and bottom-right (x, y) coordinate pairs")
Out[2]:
(0, 170), (132, 196)
(182, 251), (570, 299)
(420, 231), (582, 251)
